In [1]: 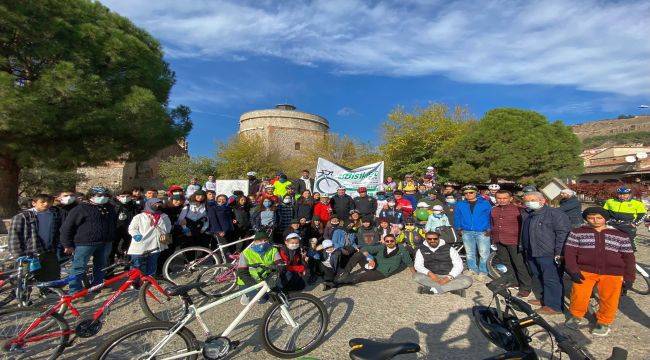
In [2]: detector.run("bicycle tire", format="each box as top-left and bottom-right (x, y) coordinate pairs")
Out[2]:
(162, 246), (220, 285)
(196, 264), (238, 298)
(486, 252), (505, 280)
(93, 321), (198, 360)
(0, 279), (16, 308)
(630, 266), (650, 295)
(21, 286), (67, 316)
(314, 176), (343, 194)
(139, 278), (189, 322)
(0, 306), (70, 360)
(260, 292), (329, 358)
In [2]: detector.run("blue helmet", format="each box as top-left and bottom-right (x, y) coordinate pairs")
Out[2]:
(616, 187), (632, 194)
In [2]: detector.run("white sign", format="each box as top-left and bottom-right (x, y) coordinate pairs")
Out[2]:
(315, 158), (384, 197)
(214, 180), (249, 196)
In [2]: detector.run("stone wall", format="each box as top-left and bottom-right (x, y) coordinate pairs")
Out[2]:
(571, 115), (650, 139)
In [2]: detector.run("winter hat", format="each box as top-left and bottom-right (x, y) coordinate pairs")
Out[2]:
(416, 202), (430, 208)
(432, 205), (444, 211)
(321, 239), (334, 249)
(193, 189), (206, 196)
(582, 207), (611, 220)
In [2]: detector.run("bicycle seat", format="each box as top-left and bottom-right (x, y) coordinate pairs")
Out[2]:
(349, 338), (420, 360)
(166, 282), (205, 296)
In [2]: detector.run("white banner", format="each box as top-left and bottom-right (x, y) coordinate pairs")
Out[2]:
(315, 158), (384, 197)
(214, 180), (249, 197)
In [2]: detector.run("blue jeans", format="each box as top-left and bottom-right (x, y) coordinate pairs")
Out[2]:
(462, 230), (491, 274)
(527, 255), (563, 311)
(69, 243), (112, 293)
(131, 252), (160, 276)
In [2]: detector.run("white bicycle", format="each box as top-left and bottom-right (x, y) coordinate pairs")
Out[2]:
(94, 264), (329, 359)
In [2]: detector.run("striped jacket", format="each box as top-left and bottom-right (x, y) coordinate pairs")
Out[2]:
(564, 226), (635, 281)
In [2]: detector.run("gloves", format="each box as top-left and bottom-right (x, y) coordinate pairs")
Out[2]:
(133, 234), (143, 242)
(623, 280), (632, 291)
(568, 272), (584, 284)
(490, 244), (497, 251)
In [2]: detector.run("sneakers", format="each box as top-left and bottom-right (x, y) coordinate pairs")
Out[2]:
(565, 316), (588, 330)
(591, 324), (611, 337)
(536, 306), (562, 315)
(417, 286), (436, 295)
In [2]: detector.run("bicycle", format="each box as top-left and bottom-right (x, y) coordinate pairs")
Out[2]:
(194, 253), (239, 298)
(94, 264), (329, 359)
(474, 278), (628, 359)
(315, 169), (343, 194)
(0, 251), (186, 359)
(163, 235), (253, 286)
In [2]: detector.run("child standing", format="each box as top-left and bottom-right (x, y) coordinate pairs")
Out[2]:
(127, 198), (172, 275)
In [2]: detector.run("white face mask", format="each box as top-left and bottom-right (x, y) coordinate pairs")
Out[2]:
(118, 196), (131, 204)
(283, 198), (291, 204)
(60, 195), (76, 205)
(92, 196), (109, 205)
(525, 201), (543, 210)
(287, 244), (300, 250)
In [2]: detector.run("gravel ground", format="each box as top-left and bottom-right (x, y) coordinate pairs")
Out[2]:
(54, 234), (650, 360)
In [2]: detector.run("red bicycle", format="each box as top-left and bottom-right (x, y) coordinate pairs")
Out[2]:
(0, 253), (188, 359)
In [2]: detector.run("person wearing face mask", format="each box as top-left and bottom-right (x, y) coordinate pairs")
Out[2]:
(375, 191), (388, 218)
(273, 195), (296, 243)
(252, 198), (276, 231)
(108, 191), (139, 273)
(60, 186), (118, 293)
(490, 190), (531, 298)
(397, 218), (426, 259)
(520, 191), (571, 315)
(177, 191), (210, 250)
(336, 234), (415, 286)
(378, 199), (404, 227)
(272, 174), (293, 198)
(207, 194), (235, 250)
(313, 193), (332, 224)
(278, 233), (307, 291)
(8, 194), (62, 281)
(127, 198), (172, 275)
(425, 205), (451, 233)
(236, 231), (282, 305)
(54, 190), (78, 260)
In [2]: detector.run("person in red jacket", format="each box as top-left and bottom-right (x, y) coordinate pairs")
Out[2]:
(313, 193), (332, 224)
(278, 233), (307, 291)
(490, 190), (532, 297)
(257, 184), (279, 205)
(393, 190), (414, 218)
(564, 207), (635, 337)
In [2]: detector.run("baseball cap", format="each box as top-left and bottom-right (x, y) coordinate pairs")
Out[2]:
(285, 233), (300, 241)
(321, 239), (333, 248)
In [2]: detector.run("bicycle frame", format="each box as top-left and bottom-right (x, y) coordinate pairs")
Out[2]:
(188, 235), (253, 269)
(144, 280), (298, 360)
(8, 267), (167, 348)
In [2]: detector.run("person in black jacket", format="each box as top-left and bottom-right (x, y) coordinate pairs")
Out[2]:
(54, 190), (79, 261)
(295, 191), (314, 220)
(232, 195), (253, 243)
(330, 187), (355, 220)
(558, 189), (583, 228)
(247, 171), (261, 196)
(207, 194), (235, 251)
(295, 169), (315, 194)
(60, 186), (117, 293)
(353, 187), (377, 219)
(109, 191), (139, 271)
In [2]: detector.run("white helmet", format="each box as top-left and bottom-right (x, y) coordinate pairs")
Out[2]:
(246, 171), (256, 176)
(488, 184), (500, 190)
(416, 201), (430, 208)
(426, 166), (434, 171)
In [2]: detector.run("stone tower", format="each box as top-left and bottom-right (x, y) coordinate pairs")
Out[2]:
(239, 104), (329, 158)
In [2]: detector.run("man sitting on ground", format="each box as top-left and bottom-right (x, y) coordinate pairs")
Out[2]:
(413, 231), (472, 297)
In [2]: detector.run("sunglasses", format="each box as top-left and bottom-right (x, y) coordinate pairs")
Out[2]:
(384, 240), (396, 244)
(463, 191), (476, 194)
(426, 237), (439, 240)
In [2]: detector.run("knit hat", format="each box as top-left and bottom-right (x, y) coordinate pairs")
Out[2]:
(322, 239), (333, 248)
(582, 207), (611, 220)
(254, 231), (269, 241)
(432, 205), (444, 211)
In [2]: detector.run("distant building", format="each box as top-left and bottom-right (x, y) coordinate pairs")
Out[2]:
(578, 145), (650, 184)
(571, 115), (650, 140)
(239, 104), (329, 159)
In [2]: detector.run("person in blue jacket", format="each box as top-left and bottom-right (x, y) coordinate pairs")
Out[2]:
(454, 185), (492, 281)
(207, 194), (235, 250)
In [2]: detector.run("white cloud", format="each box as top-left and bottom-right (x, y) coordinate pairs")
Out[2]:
(101, 0), (650, 96)
(337, 107), (358, 116)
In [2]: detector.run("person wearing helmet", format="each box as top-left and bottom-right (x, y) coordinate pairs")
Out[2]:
(330, 186), (355, 220)
(313, 193), (332, 224)
(602, 187), (646, 249)
(257, 184), (279, 205)
(425, 205), (451, 233)
(414, 202), (431, 227)
(487, 184), (500, 206)
(60, 186), (118, 293)
(273, 173), (293, 198)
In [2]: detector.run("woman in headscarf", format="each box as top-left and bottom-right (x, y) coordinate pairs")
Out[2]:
(127, 198), (172, 275)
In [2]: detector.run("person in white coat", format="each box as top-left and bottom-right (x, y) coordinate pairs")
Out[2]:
(128, 198), (171, 275)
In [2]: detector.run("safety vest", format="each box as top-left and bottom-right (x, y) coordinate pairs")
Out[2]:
(603, 198), (646, 221)
(273, 180), (292, 197)
(236, 246), (279, 285)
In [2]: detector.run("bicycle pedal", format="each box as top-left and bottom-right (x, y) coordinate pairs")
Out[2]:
(75, 319), (102, 338)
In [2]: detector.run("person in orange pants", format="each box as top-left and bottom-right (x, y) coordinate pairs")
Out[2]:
(563, 207), (635, 337)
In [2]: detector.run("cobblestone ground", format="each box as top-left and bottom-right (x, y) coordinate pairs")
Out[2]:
(58, 234), (650, 360)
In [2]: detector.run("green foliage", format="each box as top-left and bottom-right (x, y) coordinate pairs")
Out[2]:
(298, 133), (381, 175)
(19, 167), (86, 196)
(215, 134), (284, 179)
(581, 131), (650, 149)
(446, 108), (583, 185)
(380, 104), (473, 179)
(158, 155), (217, 187)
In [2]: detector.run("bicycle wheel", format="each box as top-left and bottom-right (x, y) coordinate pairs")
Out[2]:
(93, 321), (198, 360)
(630, 265), (650, 295)
(0, 306), (69, 359)
(20, 286), (67, 315)
(0, 279), (16, 308)
(260, 292), (329, 358)
(486, 252), (507, 280)
(163, 247), (220, 285)
(196, 264), (238, 298)
(139, 278), (188, 322)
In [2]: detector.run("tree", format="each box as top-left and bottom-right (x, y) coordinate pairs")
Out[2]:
(215, 134), (284, 179)
(158, 155), (217, 187)
(19, 167), (86, 197)
(0, 1), (191, 216)
(581, 131), (650, 149)
(380, 104), (472, 179)
(446, 108), (583, 185)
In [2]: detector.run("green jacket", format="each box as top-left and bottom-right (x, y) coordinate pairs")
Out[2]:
(236, 246), (279, 286)
(365, 244), (413, 277)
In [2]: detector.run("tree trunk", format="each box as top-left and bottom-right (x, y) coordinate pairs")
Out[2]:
(0, 155), (20, 218)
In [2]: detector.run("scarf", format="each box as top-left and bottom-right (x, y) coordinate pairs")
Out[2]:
(144, 198), (163, 226)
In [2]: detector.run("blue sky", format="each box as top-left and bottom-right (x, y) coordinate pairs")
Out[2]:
(101, 0), (650, 156)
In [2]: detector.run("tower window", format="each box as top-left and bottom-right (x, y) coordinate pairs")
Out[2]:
(295, 142), (301, 150)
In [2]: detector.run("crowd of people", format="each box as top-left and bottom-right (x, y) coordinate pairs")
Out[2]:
(7, 167), (644, 337)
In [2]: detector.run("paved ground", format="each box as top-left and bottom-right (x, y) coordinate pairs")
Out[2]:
(54, 234), (650, 360)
